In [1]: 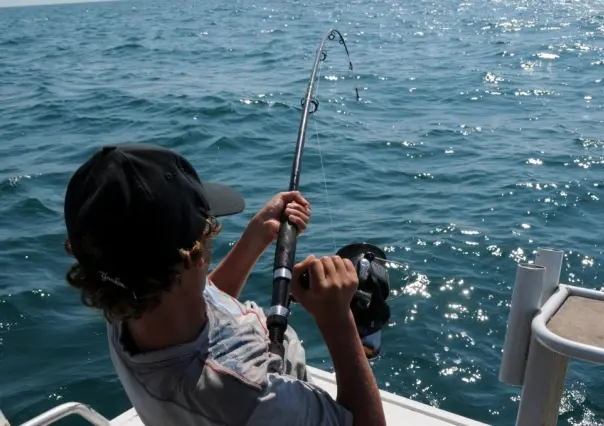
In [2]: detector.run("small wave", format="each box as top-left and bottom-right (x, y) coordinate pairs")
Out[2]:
(575, 137), (604, 149)
(104, 42), (146, 53)
(536, 52), (560, 60)
(0, 197), (58, 220)
(0, 174), (34, 189)
(205, 136), (240, 151)
(513, 89), (556, 96)
(484, 72), (504, 84)
(238, 98), (291, 109)
(569, 155), (604, 169)
(0, 36), (34, 46)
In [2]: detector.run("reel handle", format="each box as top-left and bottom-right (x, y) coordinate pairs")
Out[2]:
(293, 269), (373, 309)
(286, 243), (393, 359)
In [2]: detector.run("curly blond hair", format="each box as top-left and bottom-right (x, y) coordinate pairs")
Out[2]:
(64, 217), (221, 322)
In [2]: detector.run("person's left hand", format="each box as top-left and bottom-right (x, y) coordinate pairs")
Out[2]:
(250, 191), (312, 245)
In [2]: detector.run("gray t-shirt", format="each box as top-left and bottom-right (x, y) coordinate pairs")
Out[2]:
(107, 280), (353, 426)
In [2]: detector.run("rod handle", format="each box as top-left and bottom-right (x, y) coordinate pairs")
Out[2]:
(273, 218), (298, 274)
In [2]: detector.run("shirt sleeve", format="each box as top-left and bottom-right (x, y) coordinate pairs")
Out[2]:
(245, 373), (353, 426)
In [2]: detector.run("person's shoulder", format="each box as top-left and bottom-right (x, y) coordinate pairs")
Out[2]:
(245, 373), (353, 426)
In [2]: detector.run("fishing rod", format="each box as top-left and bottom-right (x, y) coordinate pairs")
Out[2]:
(266, 29), (396, 360)
(265, 29), (358, 358)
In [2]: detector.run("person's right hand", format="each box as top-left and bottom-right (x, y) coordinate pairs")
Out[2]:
(290, 255), (359, 325)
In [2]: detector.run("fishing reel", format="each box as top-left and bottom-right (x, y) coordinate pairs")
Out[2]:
(291, 242), (392, 359)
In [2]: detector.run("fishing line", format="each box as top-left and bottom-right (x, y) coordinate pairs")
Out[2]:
(311, 30), (362, 253)
(311, 60), (338, 253)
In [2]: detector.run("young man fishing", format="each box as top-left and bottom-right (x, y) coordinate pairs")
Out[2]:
(63, 143), (386, 426)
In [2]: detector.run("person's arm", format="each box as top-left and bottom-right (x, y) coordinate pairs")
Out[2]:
(209, 191), (311, 299)
(290, 255), (387, 426)
(317, 311), (386, 426)
(208, 219), (269, 299)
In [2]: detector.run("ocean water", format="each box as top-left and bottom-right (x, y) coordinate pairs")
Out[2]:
(1, 0), (603, 424)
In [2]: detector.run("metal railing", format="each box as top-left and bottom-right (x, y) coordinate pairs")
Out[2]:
(499, 247), (604, 426)
(17, 402), (111, 426)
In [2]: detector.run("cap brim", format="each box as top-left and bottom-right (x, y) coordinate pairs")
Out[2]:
(202, 181), (245, 217)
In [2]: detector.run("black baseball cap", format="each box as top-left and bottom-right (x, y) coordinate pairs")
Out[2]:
(64, 143), (245, 289)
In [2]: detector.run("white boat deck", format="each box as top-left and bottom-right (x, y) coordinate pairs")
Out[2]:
(110, 366), (487, 426)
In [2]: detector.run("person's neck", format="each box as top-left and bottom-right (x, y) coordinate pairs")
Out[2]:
(125, 286), (208, 353)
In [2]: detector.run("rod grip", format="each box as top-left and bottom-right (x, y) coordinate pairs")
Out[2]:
(273, 219), (298, 272)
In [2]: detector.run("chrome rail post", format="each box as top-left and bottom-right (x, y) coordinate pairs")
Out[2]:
(18, 402), (111, 426)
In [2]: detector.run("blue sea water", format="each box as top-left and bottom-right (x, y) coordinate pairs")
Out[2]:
(1, 0), (603, 424)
